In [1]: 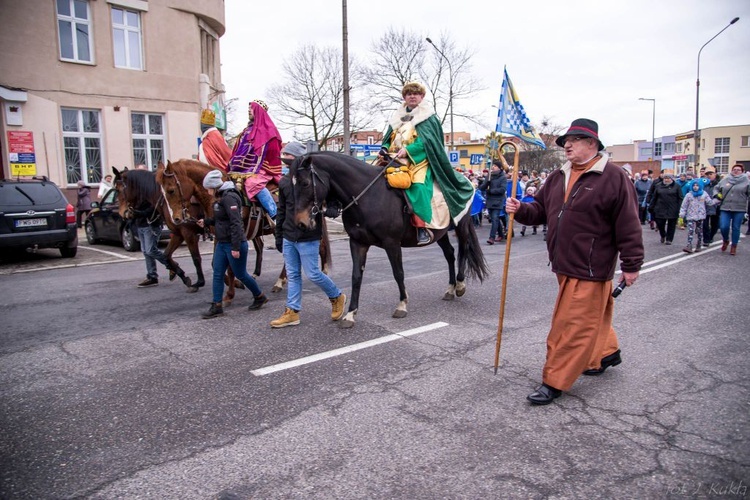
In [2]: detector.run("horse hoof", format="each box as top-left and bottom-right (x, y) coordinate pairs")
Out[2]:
(271, 285), (283, 293)
(442, 292), (455, 301)
(169, 271), (177, 282)
(186, 286), (200, 293)
(338, 319), (355, 328)
(392, 309), (408, 319)
(455, 286), (466, 298)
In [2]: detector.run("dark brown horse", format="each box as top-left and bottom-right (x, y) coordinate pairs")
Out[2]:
(112, 167), (197, 291)
(290, 151), (489, 328)
(155, 159), (331, 302)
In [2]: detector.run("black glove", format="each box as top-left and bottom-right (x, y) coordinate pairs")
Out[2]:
(379, 147), (389, 158)
(324, 200), (342, 219)
(275, 238), (283, 253)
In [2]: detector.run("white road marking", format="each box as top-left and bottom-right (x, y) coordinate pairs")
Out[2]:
(251, 321), (450, 376)
(616, 243), (722, 275)
(78, 245), (139, 260)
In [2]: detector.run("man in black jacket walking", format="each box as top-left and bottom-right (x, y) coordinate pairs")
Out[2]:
(477, 160), (507, 245)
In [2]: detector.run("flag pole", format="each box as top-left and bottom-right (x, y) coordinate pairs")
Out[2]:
(493, 140), (520, 374)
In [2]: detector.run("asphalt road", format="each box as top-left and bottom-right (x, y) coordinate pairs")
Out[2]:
(0, 223), (748, 499)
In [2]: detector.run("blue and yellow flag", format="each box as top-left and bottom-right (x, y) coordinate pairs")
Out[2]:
(495, 67), (546, 149)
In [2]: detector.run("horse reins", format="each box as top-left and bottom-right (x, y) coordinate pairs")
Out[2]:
(306, 155), (397, 214)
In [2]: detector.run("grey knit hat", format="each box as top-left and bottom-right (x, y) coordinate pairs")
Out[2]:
(202, 169), (224, 189)
(281, 141), (307, 158)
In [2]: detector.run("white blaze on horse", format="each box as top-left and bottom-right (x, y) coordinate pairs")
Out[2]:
(290, 151), (489, 328)
(155, 159), (331, 303)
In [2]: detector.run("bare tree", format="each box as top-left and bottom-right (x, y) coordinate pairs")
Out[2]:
(267, 45), (372, 150)
(361, 29), (485, 130)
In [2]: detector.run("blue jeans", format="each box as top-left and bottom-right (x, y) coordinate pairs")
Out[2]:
(212, 241), (262, 303)
(719, 210), (745, 246)
(137, 224), (169, 279)
(488, 208), (503, 239)
(283, 239), (341, 312)
(256, 187), (277, 218)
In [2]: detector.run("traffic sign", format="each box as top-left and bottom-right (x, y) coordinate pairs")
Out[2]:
(449, 151), (459, 164)
(470, 154), (484, 166)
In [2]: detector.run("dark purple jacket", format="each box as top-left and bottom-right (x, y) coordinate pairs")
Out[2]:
(515, 156), (644, 281)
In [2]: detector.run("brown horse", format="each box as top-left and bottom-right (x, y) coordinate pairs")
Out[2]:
(112, 167), (199, 291)
(155, 159), (331, 303)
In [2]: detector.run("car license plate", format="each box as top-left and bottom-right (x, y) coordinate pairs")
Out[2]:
(16, 218), (47, 228)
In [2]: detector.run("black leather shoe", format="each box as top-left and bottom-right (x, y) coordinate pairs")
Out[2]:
(526, 384), (562, 405)
(582, 349), (622, 376)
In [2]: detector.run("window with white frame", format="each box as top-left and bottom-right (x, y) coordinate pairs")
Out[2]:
(712, 157), (729, 174)
(714, 137), (730, 154)
(676, 143), (683, 153)
(57, 0), (93, 63)
(112, 7), (143, 69)
(131, 113), (165, 170)
(742, 136), (749, 147)
(663, 142), (675, 153)
(62, 108), (103, 185)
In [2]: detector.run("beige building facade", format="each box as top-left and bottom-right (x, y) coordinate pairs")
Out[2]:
(0, 0), (226, 200)
(696, 124), (750, 173)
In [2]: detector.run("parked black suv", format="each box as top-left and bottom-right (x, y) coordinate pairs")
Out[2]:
(0, 176), (78, 258)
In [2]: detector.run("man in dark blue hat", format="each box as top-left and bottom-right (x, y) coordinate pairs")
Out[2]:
(506, 118), (644, 405)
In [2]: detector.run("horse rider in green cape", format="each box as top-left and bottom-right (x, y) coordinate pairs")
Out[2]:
(381, 81), (475, 245)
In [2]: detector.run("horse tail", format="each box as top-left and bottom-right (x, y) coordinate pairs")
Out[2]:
(320, 217), (333, 271)
(456, 216), (490, 282)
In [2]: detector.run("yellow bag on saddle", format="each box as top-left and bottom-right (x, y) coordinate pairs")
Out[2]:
(385, 166), (412, 189)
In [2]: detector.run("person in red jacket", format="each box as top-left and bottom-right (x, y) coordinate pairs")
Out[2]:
(506, 118), (644, 405)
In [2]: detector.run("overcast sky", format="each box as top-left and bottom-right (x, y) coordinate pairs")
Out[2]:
(221, 0), (749, 147)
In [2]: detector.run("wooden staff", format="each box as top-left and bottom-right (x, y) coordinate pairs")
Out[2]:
(493, 141), (520, 374)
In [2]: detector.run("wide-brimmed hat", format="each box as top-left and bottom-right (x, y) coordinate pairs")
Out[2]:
(555, 118), (604, 151)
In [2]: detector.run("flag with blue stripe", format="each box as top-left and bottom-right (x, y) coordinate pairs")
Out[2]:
(495, 68), (546, 149)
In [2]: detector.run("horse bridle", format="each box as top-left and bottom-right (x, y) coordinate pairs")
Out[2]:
(299, 158), (392, 215)
(160, 169), (196, 224)
(117, 176), (167, 226)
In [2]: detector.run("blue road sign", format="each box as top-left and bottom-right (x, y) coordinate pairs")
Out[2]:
(470, 154), (484, 165)
(449, 151), (459, 164)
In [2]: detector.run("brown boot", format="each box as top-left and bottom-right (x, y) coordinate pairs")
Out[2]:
(270, 307), (300, 328)
(330, 293), (347, 321)
(721, 240), (730, 251)
(730, 245), (737, 256)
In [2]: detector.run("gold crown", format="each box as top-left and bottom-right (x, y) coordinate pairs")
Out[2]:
(252, 99), (268, 112)
(200, 109), (216, 125)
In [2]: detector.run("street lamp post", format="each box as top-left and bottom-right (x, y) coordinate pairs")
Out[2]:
(695, 16), (740, 168)
(425, 37), (454, 151)
(639, 98), (655, 161)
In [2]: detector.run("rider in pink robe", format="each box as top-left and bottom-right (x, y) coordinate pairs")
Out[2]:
(227, 100), (283, 217)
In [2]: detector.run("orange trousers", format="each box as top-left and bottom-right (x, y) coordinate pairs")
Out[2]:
(542, 275), (620, 391)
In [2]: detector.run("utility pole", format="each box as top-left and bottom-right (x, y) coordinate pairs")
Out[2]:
(342, 0), (351, 155)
